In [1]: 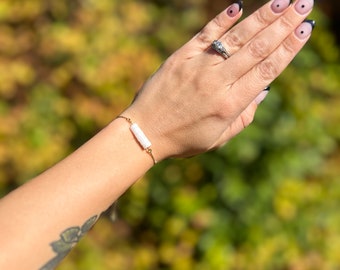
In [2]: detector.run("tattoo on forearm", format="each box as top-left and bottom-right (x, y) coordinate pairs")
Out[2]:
(40, 215), (98, 270)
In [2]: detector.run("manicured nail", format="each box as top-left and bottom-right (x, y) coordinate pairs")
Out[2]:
(255, 86), (270, 105)
(226, 0), (243, 17)
(271, 0), (292, 14)
(294, 0), (314, 15)
(295, 19), (315, 39)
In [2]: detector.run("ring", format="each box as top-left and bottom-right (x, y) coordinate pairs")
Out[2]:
(211, 40), (231, 59)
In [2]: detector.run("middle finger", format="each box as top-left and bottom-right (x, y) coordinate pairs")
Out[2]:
(220, 0), (313, 83)
(217, 0), (294, 60)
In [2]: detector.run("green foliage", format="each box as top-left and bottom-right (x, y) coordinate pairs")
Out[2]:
(1, 0), (340, 269)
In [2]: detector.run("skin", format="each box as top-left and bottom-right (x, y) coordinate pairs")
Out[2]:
(0, 0), (314, 269)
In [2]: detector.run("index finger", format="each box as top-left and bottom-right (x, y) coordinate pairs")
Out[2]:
(177, 1), (243, 58)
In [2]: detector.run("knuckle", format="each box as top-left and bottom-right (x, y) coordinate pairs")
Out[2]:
(224, 29), (243, 50)
(242, 112), (255, 128)
(247, 38), (270, 59)
(219, 99), (240, 120)
(211, 15), (225, 31)
(278, 15), (295, 31)
(253, 9), (271, 26)
(196, 29), (212, 46)
(217, 107), (231, 121)
(256, 59), (279, 80)
(281, 37), (297, 56)
(197, 14), (225, 44)
(214, 99), (232, 119)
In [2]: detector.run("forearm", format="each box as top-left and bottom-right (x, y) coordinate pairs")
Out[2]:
(0, 118), (153, 269)
(0, 0), (315, 268)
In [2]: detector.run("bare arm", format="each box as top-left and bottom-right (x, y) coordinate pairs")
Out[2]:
(0, 120), (153, 269)
(0, 0), (315, 268)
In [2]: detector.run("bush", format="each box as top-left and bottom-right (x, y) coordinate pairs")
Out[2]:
(1, 0), (339, 269)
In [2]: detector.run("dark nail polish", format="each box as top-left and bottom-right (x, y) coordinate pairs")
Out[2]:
(226, 1), (243, 17)
(237, 0), (243, 11)
(271, 0), (292, 14)
(295, 19), (315, 39)
(305, 19), (316, 29)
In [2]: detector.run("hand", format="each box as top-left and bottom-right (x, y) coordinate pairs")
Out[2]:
(123, 0), (314, 161)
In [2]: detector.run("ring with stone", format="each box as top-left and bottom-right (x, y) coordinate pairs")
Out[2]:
(211, 40), (231, 59)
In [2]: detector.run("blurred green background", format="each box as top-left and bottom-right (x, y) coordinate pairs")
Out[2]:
(1, 0), (340, 269)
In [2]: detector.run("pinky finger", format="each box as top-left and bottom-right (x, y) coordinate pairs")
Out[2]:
(255, 86), (270, 105)
(215, 101), (258, 147)
(211, 87), (270, 149)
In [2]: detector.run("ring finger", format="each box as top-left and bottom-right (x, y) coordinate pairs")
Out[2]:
(219, 0), (314, 83)
(217, 0), (294, 61)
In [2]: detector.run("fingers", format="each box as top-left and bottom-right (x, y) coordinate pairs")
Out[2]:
(211, 87), (270, 149)
(220, 0), (314, 83)
(218, 0), (313, 60)
(229, 20), (315, 107)
(219, 0), (293, 58)
(212, 100), (259, 147)
(178, 1), (243, 58)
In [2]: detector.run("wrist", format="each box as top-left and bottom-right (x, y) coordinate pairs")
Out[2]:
(112, 114), (165, 166)
(116, 107), (174, 163)
(116, 115), (157, 165)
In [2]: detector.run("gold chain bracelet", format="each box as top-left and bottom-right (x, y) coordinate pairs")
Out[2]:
(117, 115), (157, 165)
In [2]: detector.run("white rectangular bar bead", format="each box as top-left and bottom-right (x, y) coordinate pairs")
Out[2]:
(130, 123), (152, 149)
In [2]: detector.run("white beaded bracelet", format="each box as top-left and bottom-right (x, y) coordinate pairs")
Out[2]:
(117, 115), (157, 165)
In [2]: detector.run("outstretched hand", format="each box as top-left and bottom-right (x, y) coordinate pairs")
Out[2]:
(0, 2), (316, 268)
(123, 0), (314, 161)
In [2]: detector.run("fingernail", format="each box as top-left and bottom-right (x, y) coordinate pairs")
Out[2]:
(255, 86), (270, 105)
(294, 0), (314, 15)
(226, 0), (243, 17)
(295, 19), (315, 39)
(264, 86), (271, 91)
(271, 0), (292, 14)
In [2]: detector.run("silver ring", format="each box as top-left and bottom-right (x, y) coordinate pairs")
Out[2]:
(211, 40), (231, 59)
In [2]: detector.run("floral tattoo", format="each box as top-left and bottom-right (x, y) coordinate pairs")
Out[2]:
(40, 215), (98, 270)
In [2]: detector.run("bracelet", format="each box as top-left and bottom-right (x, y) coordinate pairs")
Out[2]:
(117, 115), (157, 165)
